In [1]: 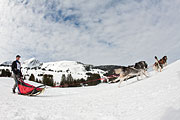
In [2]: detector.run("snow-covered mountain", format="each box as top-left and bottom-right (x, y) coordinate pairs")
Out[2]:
(6, 58), (106, 85)
(22, 58), (42, 68)
(0, 58), (115, 85)
(0, 60), (180, 120)
(0, 61), (12, 66)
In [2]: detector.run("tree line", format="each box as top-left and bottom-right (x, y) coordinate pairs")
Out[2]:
(29, 73), (101, 87)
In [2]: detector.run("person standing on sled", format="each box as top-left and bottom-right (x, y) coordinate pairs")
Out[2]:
(12, 55), (23, 93)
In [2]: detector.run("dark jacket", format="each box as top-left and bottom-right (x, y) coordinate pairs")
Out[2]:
(11, 60), (22, 76)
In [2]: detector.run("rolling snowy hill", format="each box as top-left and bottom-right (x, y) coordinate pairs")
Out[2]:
(0, 60), (180, 120)
(0, 58), (108, 86)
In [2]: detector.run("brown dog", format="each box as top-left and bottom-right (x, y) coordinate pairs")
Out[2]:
(153, 56), (167, 72)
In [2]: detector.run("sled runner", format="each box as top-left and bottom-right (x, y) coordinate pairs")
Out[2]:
(17, 79), (46, 96)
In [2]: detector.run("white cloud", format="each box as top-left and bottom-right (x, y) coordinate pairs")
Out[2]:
(0, 0), (180, 65)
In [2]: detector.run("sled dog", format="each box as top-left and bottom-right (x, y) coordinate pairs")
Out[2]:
(112, 61), (148, 87)
(153, 56), (167, 72)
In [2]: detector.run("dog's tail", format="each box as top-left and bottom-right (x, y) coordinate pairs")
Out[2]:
(155, 56), (159, 63)
(155, 56), (158, 60)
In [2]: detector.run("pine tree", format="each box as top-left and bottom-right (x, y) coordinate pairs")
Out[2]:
(29, 74), (35, 81)
(0, 69), (12, 77)
(67, 74), (74, 86)
(60, 74), (67, 87)
(42, 74), (54, 86)
(87, 73), (101, 86)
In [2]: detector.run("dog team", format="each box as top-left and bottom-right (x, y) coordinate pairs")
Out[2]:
(111, 56), (168, 87)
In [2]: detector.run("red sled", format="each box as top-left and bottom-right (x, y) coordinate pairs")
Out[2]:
(17, 79), (46, 96)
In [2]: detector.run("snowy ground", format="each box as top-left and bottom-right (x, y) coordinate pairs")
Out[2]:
(0, 60), (180, 120)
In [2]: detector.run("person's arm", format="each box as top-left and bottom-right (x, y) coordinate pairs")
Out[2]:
(11, 61), (18, 74)
(19, 70), (23, 78)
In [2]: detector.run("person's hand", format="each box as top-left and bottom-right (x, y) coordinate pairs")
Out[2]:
(20, 77), (24, 81)
(18, 78), (22, 82)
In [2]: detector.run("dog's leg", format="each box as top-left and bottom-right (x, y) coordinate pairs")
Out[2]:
(143, 70), (149, 78)
(140, 73), (143, 80)
(165, 62), (167, 67)
(141, 73), (143, 79)
(159, 66), (162, 72)
(136, 71), (142, 81)
(125, 77), (128, 86)
(112, 76), (120, 83)
(137, 75), (140, 81)
(123, 76), (128, 86)
(118, 76), (125, 88)
(118, 78), (123, 88)
(109, 74), (121, 83)
(153, 65), (158, 72)
(137, 71), (143, 80)
(156, 66), (159, 72)
(157, 64), (162, 72)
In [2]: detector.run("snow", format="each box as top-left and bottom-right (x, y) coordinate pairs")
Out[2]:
(20, 59), (106, 83)
(41, 61), (86, 73)
(0, 60), (180, 120)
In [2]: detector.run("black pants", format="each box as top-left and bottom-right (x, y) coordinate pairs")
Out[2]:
(12, 73), (20, 91)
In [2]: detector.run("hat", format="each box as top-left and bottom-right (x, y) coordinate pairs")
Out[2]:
(16, 55), (21, 58)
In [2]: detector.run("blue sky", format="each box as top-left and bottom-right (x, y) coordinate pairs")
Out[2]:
(0, 0), (180, 65)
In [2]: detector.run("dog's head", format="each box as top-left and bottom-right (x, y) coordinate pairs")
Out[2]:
(134, 61), (148, 71)
(142, 61), (148, 69)
(158, 56), (167, 65)
(163, 56), (167, 61)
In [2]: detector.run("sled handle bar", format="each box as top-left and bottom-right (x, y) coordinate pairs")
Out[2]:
(36, 85), (46, 89)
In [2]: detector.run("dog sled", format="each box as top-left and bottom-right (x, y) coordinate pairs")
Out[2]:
(17, 79), (46, 96)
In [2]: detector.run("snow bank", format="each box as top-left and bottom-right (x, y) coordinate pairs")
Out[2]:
(0, 60), (180, 120)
